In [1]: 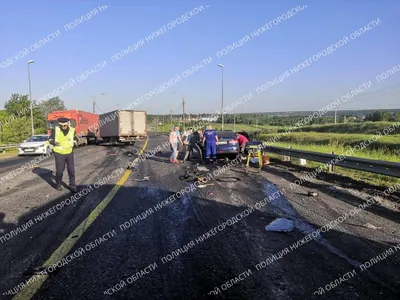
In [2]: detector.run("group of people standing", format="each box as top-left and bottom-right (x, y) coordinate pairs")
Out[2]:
(169, 125), (220, 165)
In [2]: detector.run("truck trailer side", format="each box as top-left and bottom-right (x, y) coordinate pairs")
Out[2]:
(99, 110), (147, 144)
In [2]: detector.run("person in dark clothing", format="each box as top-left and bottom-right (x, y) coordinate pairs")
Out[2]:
(183, 128), (203, 162)
(49, 118), (78, 192)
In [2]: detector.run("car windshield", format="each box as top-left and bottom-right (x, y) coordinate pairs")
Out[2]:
(47, 120), (59, 129)
(216, 131), (236, 140)
(26, 136), (48, 142)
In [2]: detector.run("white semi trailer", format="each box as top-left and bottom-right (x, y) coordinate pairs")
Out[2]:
(99, 110), (147, 144)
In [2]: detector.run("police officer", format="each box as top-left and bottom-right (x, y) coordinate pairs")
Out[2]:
(202, 125), (219, 165)
(49, 118), (77, 192)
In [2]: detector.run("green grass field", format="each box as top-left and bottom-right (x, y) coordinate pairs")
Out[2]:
(258, 128), (399, 187)
(281, 121), (400, 135)
(260, 132), (400, 156)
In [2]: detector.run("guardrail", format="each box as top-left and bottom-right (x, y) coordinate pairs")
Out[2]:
(263, 145), (400, 178)
(0, 144), (19, 153)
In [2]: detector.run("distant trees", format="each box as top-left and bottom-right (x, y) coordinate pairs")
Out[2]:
(148, 110), (400, 128)
(364, 111), (399, 122)
(0, 94), (67, 144)
(36, 96), (66, 118)
(219, 114), (335, 126)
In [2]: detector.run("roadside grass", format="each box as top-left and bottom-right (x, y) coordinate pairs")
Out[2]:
(262, 140), (400, 187)
(0, 148), (18, 159)
(216, 121), (400, 135)
(260, 132), (400, 155)
(283, 121), (400, 135)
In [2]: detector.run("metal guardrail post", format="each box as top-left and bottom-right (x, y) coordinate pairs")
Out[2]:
(283, 146), (292, 162)
(328, 151), (334, 172)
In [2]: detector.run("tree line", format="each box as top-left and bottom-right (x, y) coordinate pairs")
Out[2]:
(2, 93), (398, 144)
(148, 111), (400, 127)
(0, 94), (66, 144)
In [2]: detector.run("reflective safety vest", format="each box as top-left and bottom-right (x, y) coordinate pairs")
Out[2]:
(53, 126), (75, 154)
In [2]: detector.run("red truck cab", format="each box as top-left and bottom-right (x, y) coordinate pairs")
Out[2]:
(47, 110), (100, 146)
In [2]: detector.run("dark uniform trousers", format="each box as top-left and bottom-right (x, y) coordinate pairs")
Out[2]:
(184, 143), (203, 161)
(54, 152), (76, 186)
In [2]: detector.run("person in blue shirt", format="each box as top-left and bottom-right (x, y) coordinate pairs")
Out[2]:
(202, 125), (219, 164)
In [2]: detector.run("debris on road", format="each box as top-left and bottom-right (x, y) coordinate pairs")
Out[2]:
(308, 191), (318, 197)
(198, 183), (215, 188)
(265, 218), (295, 232)
(133, 176), (150, 182)
(250, 157), (259, 164)
(24, 266), (47, 276)
(179, 169), (209, 182)
(197, 177), (207, 183)
(124, 149), (138, 157)
(363, 223), (382, 230)
(197, 166), (209, 172)
(216, 177), (240, 182)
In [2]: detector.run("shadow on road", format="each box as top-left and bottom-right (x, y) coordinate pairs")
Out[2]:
(0, 178), (400, 299)
(263, 161), (400, 225)
(32, 167), (71, 190)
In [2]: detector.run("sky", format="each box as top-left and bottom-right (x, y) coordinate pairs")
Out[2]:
(0, 0), (399, 115)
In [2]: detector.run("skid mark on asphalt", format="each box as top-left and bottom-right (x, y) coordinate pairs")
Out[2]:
(11, 137), (149, 300)
(264, 183), (362, 268)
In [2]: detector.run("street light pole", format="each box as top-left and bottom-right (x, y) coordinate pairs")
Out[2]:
(218, 64), (224, 130)
(182, 96), (185, 130)
(234, 114), (236, 132)
(28, 60), (35, 136)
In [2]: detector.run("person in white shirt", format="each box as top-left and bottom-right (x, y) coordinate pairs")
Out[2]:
(169, 125), (182, 163)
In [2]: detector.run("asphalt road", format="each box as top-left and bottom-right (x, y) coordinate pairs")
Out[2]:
(0, 134), (399, 300)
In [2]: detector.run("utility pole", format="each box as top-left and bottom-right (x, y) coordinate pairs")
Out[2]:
(334, 108), (337, 124)
(218, 64), (224, 130)
(92, 93), (105, 114)
(170, 105), (172, 126)
(182, 97), (185, 130)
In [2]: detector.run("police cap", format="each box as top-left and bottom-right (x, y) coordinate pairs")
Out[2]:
(57, 118), (70, 126)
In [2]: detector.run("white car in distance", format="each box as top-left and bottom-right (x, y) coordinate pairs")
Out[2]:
(18, 135), (53, 156)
